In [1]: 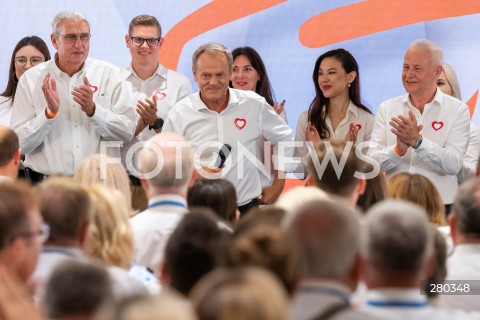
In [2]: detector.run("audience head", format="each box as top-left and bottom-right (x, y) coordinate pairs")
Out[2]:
(1, 36), (51, 102)
(44, 260), (113, 320)
(356, 166), (387, 213)
(363, 200), (434, 286)
(450, 177), (480, 243)
(424, 227), (448, 299)
(74, 154), (133, 213)
(307, 139), (366, 204)
(0, 125), (20, 179)
(38, 177), (91, 247)
(285, 200), (361, 289)
(187, 179), (238, 225)
(190, 267), (288, 320)
(387, 172), (446, 226)
(275, 186), (329, 213)
(0, 181), (43, 282)
(308, 48), (370, 138)
(437, 63), (461, 99)
(86, 185), (134, 269)
(138, 133), (194, 197)
(230, 46), (275, 106)
(163, 209), (228, 296)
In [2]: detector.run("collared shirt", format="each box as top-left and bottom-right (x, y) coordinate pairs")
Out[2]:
(130, 194), (188, 277)
(362, 288), (475, 320)
(458, 123), (480, 184)
(0, 96), (12, 126)
(294, 101), (374, 177)
(10, 58), (136, 176)
(163, 88), (294, 205)
(368, 89), (470, 204)
(121, 63), (192, 171)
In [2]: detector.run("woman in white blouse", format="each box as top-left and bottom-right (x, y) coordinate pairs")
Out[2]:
(295, 49), (374, 175)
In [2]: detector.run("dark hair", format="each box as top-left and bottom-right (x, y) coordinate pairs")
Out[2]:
(308, 48), (371, 139)
(356, 164), (387, 213)
(187, 179), (237, 225)
(1, 36), (51, 105)
(0, 126), (19, 166)
(230, 46), (276, 106)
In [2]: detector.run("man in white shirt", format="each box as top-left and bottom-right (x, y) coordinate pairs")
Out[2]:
(163, 43), (294, 215)
(121, 15), (193, 210)
(10, 10), (135, 181)
(368, 39), (470, 207)
(0, 125), (20, 181)
(130, 132), (193, 277)
(361, 200), (473, 320)
(441, 177), (480, 311)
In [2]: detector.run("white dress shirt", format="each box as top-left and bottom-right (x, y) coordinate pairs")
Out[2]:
(458, 123), (480, 184)
(294, 101), (374, 177)
(0, 96), (12, 126)
(121, 63), (192, 170)
(368, 89), (470, 204)
(163, 88), (294, 205)
(130, 194), (188, 277)
(10, 58), (135, 176)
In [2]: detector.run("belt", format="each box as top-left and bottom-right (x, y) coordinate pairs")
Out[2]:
(24, 167), (47, 184)
(237, 198), (260, 216)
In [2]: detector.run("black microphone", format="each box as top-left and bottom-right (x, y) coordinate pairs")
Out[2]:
(215, 144), (232, 168)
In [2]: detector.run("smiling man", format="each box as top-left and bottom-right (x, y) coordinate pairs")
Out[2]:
(163, 43), (294, 215)
(121, 15), (192, 211)
(10, 10), (135, 181)
(368, 39), (470, 210)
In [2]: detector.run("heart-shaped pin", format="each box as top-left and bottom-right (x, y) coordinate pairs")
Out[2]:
(355, 124), (362, 130)
(154, 91), (167, 100)
(89, 84), (98, 93)
(235, 118), (246, 130)
(432, 121), (444, 131)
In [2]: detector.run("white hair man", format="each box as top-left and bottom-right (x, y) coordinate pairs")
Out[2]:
(11, 10), (135, 182)
(368, 39), (470, 211)
(362, 200), (473, 319)
(286, 199), (379, 320)
(130, 132), (194, 277)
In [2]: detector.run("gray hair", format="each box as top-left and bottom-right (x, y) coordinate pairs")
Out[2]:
(364, 200), (433, 275)
(285, 199), (361, 279)
(408, 39), (444, 68)
(452, 177), (480, 238)
(192, 43), (233, 71)
(51, 10), (90, 35)
(442, 63), (462, 100)
(137, 133), (194, 190)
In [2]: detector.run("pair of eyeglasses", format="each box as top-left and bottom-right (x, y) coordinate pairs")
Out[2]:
(129, 36), (162, 47)
(57, 32), (91, 44)
(14, 56), (44, 67)
(17, 223), (50, 244)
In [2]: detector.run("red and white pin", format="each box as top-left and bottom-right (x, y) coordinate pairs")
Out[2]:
(89, 84), (98, 93)
(235, 118), (246, 130)
(432, 121), (444, 131)
(154, 90), (167, 100)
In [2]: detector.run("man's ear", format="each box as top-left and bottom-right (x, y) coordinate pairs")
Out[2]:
(13, 148), (21, 166)
(448, 212), (459, 244)
(159, 261), (169, 286)
(356, 178), (366, 196)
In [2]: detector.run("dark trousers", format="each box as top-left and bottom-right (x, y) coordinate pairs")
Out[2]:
(237, 198), (260, 216)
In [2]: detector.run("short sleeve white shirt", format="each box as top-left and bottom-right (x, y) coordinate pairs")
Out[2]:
(0, 96), (12, 127)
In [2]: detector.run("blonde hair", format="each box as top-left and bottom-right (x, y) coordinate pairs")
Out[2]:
(74, 154), (132, 213)
(387, 173), (446, 226)
(442, 63), (462, 100)
(86, 185), (134, 269)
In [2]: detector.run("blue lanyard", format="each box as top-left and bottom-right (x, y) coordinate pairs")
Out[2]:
(367, 300), (428, 308)
(301, 286), (350, 303)
(148, 200), (187, 209)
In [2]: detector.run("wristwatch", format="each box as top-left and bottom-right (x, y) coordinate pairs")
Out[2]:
(148, 118), (164, 131)
(412, 135), (423, 149)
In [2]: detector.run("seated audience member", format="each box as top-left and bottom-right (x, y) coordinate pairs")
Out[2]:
(161, 210), (229, 296)
(234, 206), (287, 234)
(112, 290), (197, 320)
(188, 179), (238, 225)
(362, 200), (471, 319)
(226, 222), (298, 296)
(356, 165), (387, 213)
(424, 227), (448, 304)
(437, 63), (480, 184)
(286, 200), (376, 320)
(43, 260), (114, 320)
(30, 177), (90, 300)
(275, 186), (329, 214)
(307, 139), (369, 208)
(441, 177), (480, 311)
(0, 125), (21, 181)
(86, 185), (152, 298)
(0, 181), (43, 286)
(74, 154), (134, 215)
(130, 132), (193, 277)
(190, 267), (288, 320)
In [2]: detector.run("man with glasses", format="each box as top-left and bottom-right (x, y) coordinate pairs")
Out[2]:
(0, 181), (46, 286)
(10, 10), (135, 182)
(121, 15), (192, 211)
